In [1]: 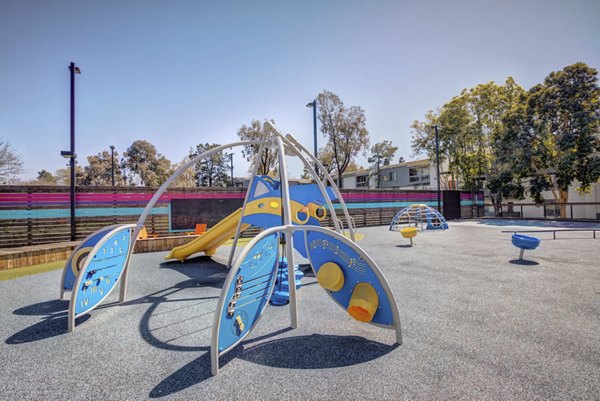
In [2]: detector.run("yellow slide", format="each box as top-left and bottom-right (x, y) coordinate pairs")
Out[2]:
(166, 209), (250, 262)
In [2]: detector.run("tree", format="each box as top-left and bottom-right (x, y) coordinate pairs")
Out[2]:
(55, 166), (85, 186)
(302, 144), (335, 181)
(237, 119), (278, 175)
(122, 140), (172, 186)
(0, 138), (24, 180)
(190, 143), (230, 187)
(82, 149), (124, 186)
(368, 140), (398, 188)
(36, 169), (57, 185)
(495, 63), (600, 217)
(171, 154), (197, 187)
(317, 90), (370, 188)
(411, 78), (525, 195)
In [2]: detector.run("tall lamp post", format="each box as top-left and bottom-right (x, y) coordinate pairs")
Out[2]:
(305, 100), (318, 176)
(110, 145), (116, 186)
(227, 153), (234, 187)
(61, 62), (81, 241)
(434, 124), (441, 213)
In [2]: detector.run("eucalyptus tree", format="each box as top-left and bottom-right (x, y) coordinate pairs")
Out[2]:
(368, 140), (398, 188)
(190, 143), (230, 187)
(82, 149), (124, 186)
(494, 62), (600, 217)
(411, 78), (525, 196)
(317, 90), (369, 188)
(237, 119), (278, 176)
(122, 140), (172, 186)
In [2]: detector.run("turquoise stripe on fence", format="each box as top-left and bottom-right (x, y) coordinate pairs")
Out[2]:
(333, 201), (441, 209)
(0, 207), (168, 220)
(0, 199), (483, 220)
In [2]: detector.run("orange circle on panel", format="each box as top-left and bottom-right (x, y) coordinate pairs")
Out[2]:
(347, 283), (379, 322)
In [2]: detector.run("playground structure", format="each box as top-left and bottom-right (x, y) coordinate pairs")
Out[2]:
(58, 122), (402, 376)
(389, 203), (448, 232)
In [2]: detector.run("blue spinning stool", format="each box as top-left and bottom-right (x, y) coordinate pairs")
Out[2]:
(511, 234), (540, 260)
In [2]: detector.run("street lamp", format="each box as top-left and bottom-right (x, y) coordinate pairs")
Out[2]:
(305, 99), (318, 176)
(110, 145), (115, 186)
(434, 124), (441, 213)
(61, 62), (81, 241)
(226, 152), (234, 187)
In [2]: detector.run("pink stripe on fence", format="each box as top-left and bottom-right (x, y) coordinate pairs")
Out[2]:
(0, 191), (247, 204)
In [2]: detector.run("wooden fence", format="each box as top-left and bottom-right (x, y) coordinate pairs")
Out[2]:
(0, 185), (483, 248)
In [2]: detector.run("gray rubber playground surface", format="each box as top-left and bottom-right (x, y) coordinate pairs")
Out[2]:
(1, 219), (599, 400)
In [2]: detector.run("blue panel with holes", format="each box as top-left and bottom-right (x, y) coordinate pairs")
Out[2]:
(217, 233), (279, 353)
(73, 226), (133, 316)
(306, 230), (395, 326)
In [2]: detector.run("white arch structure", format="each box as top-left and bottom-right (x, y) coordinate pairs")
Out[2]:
(118, 122), (358, 309)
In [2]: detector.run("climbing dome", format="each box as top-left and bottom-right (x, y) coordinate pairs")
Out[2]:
(389, 204), (448, 232)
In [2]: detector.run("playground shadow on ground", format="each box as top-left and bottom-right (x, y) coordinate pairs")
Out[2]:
(149, 331), (395, 398)
(6, 259), (228, 345)
(509, 259), (540, 266)
(6, 299), (90, 344)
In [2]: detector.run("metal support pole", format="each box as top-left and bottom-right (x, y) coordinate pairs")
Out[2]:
(69, 62), (77, 241)
(275, 137), (297, 328)
(307, 100), (319, 176)
(110, 145), (115, 186)
(229, 153), (234, 187)
(434, 125), (441, 213)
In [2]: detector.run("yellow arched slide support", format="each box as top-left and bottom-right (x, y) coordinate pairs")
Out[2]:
(348, 283), (379, 322)
(316, 262), (345, 292)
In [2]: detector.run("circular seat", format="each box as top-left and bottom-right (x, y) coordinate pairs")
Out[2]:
(400, 227), (417, 239)
(511, 234), (540, 250)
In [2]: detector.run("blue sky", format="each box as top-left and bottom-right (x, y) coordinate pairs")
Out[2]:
(1, 0), (599, 180)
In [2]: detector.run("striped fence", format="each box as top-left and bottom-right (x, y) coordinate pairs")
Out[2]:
(0, 186), (484, 248)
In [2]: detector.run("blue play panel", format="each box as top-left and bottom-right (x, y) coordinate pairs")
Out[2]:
(306, 230), (395, 327)
(216, 233), (280, 353)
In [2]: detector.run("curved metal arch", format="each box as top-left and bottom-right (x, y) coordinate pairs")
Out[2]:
(210, 223), (402, 375)
(119, 140), (261, 302)
(263, 121), (356, 241)
(281, 131), (356, 239)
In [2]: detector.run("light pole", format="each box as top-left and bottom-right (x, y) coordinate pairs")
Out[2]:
(305, 99), (318, 176)
(61, 62), (81, 241)
(110, 145), (115, 186)
(434, 124), (441, 213)
(227, 153), (234, 187)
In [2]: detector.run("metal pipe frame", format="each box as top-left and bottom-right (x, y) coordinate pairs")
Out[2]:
(119, 140), (259, 302)
(210, 224), (402, 375)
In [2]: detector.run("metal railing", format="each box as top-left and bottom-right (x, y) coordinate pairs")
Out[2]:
(501, 229), (599, 239)
(486, 202), (600, 221)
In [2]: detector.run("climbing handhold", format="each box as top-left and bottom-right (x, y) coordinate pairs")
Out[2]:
(317, 262), (345, 292)
(348, 283), (379, 322)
